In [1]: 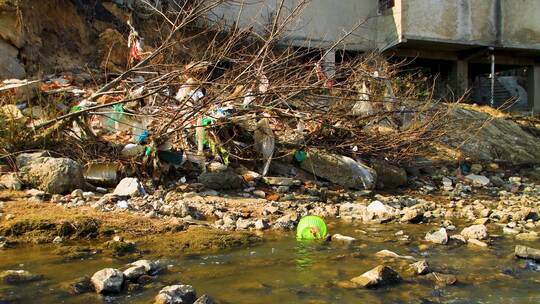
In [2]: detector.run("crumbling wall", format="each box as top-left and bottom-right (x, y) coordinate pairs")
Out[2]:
(0, 0), (142, 79)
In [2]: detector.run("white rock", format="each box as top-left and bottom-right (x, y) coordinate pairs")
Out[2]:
(465, 174), (490, 187)
(123, 265), (146, 281)
(425, 228), (448, 245)
(468, 239), (488, 247)
(130, 259), (159, 273)
(155, 284), (197, 304)
(116, 200), (129, 209)
(375, 249), (415, 260)
(366, 200), (397, 221)
(113, 178), (144, 197)
(331, 234), (357, 244)
(410, 260), (429, 275)
(461, 224), (488, 240)
(90, 268), (124, 294)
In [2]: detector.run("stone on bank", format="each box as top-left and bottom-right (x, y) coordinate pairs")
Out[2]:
(299, 150), (376, 190)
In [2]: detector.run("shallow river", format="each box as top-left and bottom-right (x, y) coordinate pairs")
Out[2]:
(1, 222), (540, 303)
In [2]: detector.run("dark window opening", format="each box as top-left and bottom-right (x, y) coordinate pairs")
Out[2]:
(379, 0), (395, 13)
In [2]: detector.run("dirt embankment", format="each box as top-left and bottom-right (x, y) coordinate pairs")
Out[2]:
(0, 190), (261, 255)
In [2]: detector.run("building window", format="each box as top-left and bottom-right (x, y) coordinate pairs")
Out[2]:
(379, 0), (395, 12)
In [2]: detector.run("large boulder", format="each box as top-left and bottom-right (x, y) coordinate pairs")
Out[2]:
(515, 245), (540, 261)
(198, 169), (244, 190)
(442, 106), (540, 165)
(370, 160), (407, 189)
(90, 268), (124, 294)
(299, 150), (376, 190)
(17, 154), (85, 194)
(155, 284), (197, 304)
(113, 177), (145, 197)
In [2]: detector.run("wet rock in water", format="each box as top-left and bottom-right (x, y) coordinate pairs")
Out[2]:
(194, 294), (214, 304)
(299, 150), (376, 190)
(425, 228), (448, 245)
(349, 265), (401, 288)
(0, 270), (42, 284)
(467, 239), (488, 247)
(67, 276), (94, 294)
(155, 284), (197, 304)
(130, 259), (161, 274)
(400, 207), (423, 223)
(515, 245), (540, 261)
(198, 170), (244, 190)
(503, 226), (520, 235)
(90, 268), (124, 294)
(124, 265), (147, 281)
(375, 249), (415, 260)
(138, 275), (154, 285)
(0, 173), (22, 190)
(516, 232), (540, 242)
(371, 160), (407, 189)
(461, 224), (488, 240)
(465, 174), (490, 187)
(410, 260), (430, 275)
(449, 234), (467, 244)
(331, 234), (357, 244)
(426, 272), (457, 287)
(113, 177), (145, 197)
(18, 155), (85, 194)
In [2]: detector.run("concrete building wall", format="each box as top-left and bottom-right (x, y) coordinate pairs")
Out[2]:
(401, 0), (497, 46)
(502, 0), (540, 50)
(209, 0), (382, 50)
(375, 0), (403, 51)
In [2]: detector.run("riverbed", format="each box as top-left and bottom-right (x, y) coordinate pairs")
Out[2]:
(2, 221), (540, 303)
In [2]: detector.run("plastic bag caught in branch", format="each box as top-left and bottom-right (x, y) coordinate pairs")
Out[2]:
(175, 78), (204, 106)
(254, 118), (275, 176)
(127, 21), (143, 65)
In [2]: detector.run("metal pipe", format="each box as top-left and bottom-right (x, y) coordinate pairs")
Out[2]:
(490, 49), (495, 108)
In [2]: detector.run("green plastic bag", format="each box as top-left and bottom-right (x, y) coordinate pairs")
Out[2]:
(296, 215), (327, 240)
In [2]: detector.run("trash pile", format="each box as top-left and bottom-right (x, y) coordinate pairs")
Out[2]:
(2, 0), (533, 197)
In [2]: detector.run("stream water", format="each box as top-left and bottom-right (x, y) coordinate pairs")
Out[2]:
(1, 222), (540, 304)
